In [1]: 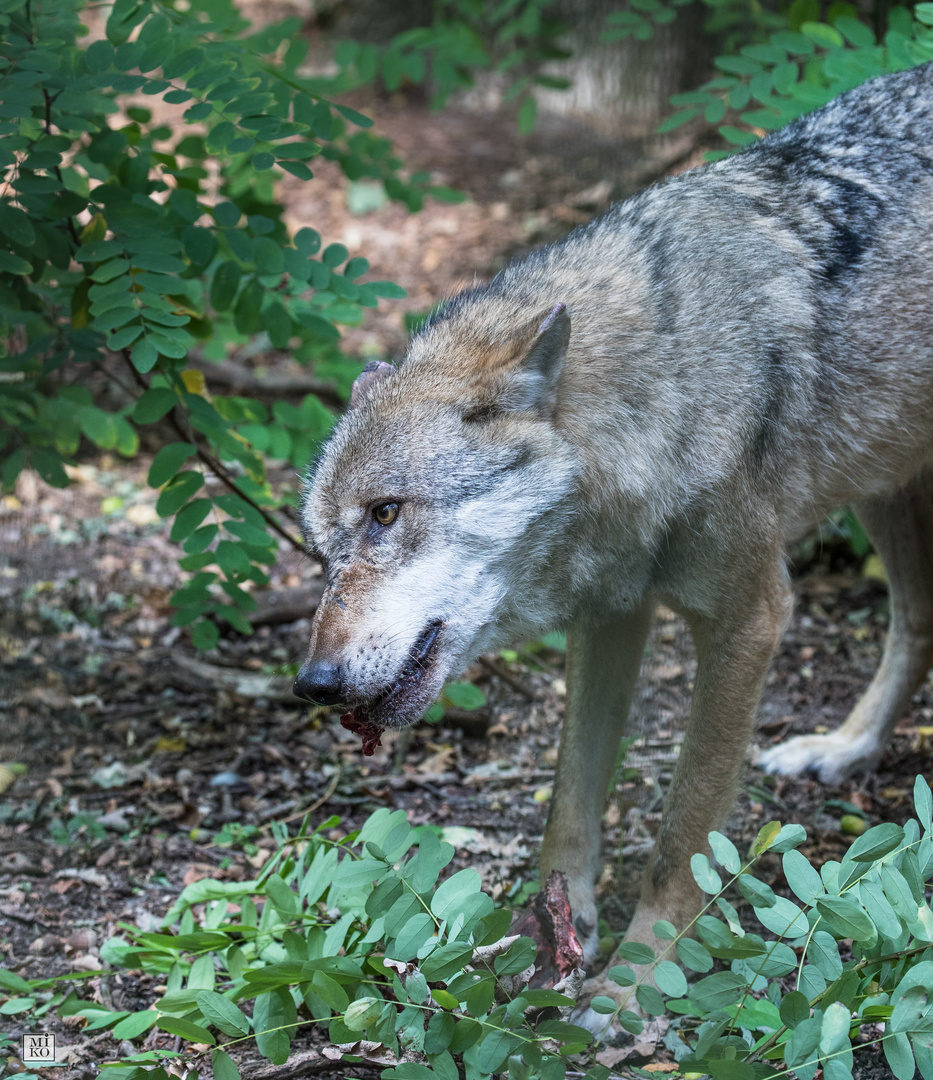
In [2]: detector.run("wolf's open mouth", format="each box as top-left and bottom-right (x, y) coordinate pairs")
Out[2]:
(383, 618), (443, 705)
(342, 620), (444, 755)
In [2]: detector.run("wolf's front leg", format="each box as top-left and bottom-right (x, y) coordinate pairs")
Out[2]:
(540, 604), (653, 960)
(576, 562), (793, 1037)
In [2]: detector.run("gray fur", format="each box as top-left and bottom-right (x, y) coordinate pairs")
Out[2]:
(297, 63), (933, 1030)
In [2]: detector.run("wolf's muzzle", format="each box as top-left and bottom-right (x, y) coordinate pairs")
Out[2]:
(293, 660), (344, 706)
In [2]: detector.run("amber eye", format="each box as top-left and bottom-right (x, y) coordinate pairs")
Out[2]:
(373, 502), (399, 526)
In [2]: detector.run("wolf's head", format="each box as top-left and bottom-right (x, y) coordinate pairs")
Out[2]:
(293, 299), (578, 729)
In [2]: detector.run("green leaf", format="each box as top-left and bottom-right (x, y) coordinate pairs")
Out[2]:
(195, 990), (251, 1037)
(608, 964), (636, 987)
(709, 830), (741, 874)
(133, 388), (176, 423)
(0, 250), (33, 274)
(420, 943), (474, 982)
(654, 959), (688, 998)
(191, 618), (219, 650)
(847, 821), (905, 861)
(310, 971), (348, 1013)
(494, 936), (536, 976)
(156, 471), (204, 516)
(617, 941), (654, 965)
(253, 236), (285, 276)
(215, 539), (250, 575)
(253, 989), (291, 1065)
(149, 442), (197, 487)
(322, 242), (348, 268)
(885, 1031), (916, 1080)
(820, 1000), (851, 1057)
(755, 894), (809, 938)
(800, 20), (844, 46)
(0, 204), (36, 246)
(108, 324), (144, 350)
(367, 279), (407, 299)
(111, 1010), (158, 1039)
(780, 989), (811, 1029)
(783, 848), (823, 904)
(425, 1009), (455, 1054)
(294, 227), (321, 255)
(474, 1028), (523, 1074)
(234, 278), (264, 335)
(31, 448), (69, 487)
(131, 338), (159, 373)
(635, 984), (667, 1016)
(676, 938), (713, 973)
(691, 852), (722, 894)
(768, 823), (808, 853)
(391, 912), (435, 959)
(737, 872), (776, 907)
(915, 775), (932, 831)
(170, 498), (212, 541)
(431, 868), (482, 920)
(210, 260), (242, 312)
(211, 1048), (241, 1080)
(264, 297), (291, 349)
(518, 94), (537, 132)
(441, 681), (485, 710)
(808, 930), (843, 981)
(157, 1016), (215, 1044)
(688, 970), (748, 1011)
(79, 405), (120, 449)
(0, 969), (32, 993)
(816, 895), (877, 942)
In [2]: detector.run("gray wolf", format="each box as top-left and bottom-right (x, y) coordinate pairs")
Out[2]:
(293, 62), (933, 1026)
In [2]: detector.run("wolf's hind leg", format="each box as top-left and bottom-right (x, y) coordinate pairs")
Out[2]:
(539, 603), (653, 961)
(760, 469), (933, 784)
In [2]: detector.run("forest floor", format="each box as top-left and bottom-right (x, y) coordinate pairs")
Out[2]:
(2, 85), (931, 1080)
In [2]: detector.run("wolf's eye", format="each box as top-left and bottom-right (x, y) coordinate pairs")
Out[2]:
(373, 502), (399, 526)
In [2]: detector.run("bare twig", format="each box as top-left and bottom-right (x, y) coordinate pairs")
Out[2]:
(478, 655), (537, 700)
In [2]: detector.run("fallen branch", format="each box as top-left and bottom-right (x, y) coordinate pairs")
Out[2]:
(164, 654), (298, 700)
(193, 356), (345, 409)
(251, 582), (324, 625)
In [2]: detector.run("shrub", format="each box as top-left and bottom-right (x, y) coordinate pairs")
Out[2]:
(0, 0), (453, 648)
(3, 777), (932, 1079)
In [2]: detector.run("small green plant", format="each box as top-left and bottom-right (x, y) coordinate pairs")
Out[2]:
(48, 811), (107, 847)
(424, 679), (488, 723)
(3, 777), (932, 1080)
(211, 822), (262, 856)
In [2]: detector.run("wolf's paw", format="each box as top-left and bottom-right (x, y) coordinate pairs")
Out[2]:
(757, 732), (880, 784)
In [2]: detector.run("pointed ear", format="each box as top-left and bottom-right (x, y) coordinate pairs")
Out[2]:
(500, 302), (570, 413)
(349, 360), (394, 408)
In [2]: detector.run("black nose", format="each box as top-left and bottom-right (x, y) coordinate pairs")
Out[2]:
(293, 661), (345, 706)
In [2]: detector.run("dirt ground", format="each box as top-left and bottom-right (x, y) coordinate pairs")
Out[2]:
(1, 86), (931, 1080)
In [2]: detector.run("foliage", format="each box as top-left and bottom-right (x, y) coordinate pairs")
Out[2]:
(607, 0), (933, 160)
(0, 0), (449, 651)
(3, 777), (933, 1079)
(331, 0), (571, 133)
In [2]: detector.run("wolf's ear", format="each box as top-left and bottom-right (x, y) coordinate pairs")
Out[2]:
(499, 302), (570, 413)
(349, 360), (394, 408)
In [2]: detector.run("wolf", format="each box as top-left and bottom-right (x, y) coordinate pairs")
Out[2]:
(293, 62), (933, 1025)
